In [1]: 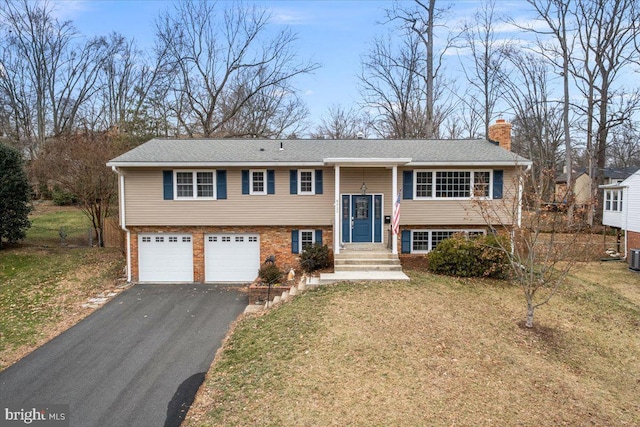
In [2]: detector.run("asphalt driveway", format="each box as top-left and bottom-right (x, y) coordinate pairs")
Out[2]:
(0, 284), (247, 427)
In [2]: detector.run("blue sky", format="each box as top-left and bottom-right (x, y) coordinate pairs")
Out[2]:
(54, 0), (530, 127)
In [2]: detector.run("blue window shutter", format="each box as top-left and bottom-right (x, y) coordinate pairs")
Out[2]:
(216, 170), (227, 199)
(403, 171), (413, 199)
(493, 170), (503, 199)
(401, 230), (411, 254)
(291, 229), (299, 254)
(290, 170), (297, 194)
(267, 170), (275, 194)
(163, 170), (173, 200)
(315, 229), (322, 245)
(315, 170), (323, 194)
(242, 170), (249, 195)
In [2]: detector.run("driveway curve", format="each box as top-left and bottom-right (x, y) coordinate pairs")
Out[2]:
(0, 284), (247, 427)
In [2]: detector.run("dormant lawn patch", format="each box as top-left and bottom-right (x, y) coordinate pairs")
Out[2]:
(186, 263), (639, 426)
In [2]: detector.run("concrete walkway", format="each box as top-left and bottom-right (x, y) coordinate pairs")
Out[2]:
(320, 270), (410, 283)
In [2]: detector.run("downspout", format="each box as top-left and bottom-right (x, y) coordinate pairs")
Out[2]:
(112, 166), (131, 282)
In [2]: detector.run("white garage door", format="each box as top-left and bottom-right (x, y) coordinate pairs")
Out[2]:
(205, 234), (260, 282)
(138, 234), (193, 282)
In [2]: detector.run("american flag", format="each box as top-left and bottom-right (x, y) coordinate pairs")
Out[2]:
(392, 191), (401, 235)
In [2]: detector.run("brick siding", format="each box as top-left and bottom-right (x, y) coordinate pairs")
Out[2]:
(628, 230), (640, 260)
(129, 225), (332, 283)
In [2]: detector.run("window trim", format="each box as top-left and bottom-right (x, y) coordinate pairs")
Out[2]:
(299, 229), (316, 251)
(298, 169), (315, 195)
(249, 169), (267, 195)
(413, 170), (493, 200)
(173, 170), (216, 200)
(410, 229), (486, 254)
(605, 189), (623, 212)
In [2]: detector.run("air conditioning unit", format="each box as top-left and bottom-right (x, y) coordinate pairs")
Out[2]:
(630, 249), (640, 271)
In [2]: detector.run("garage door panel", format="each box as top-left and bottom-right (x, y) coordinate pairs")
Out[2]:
(205, 234), (259, 282)
(139, 234), (193, 282)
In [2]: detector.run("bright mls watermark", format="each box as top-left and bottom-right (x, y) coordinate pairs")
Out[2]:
(1, 405), (69, 427)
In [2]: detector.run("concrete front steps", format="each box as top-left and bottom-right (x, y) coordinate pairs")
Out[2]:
(320, 243), (410, 283)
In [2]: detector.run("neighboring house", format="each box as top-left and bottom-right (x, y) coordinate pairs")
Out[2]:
(601, 169), (640, 261)
(107, 119), (531, 283)
(555, 167), (638, 205)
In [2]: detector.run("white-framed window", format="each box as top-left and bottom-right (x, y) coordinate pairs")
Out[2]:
(473, 171), (491, 197)
(415, 171), (433, 198)
(410, 229), (486, 253)
(300, 230), (315, 251)
(174, 170), (216, 200)
(414, 170), (492, 199)
(250, 169), (267, 195)
(298, 170), (315, 194)
(605, 189), (623, 212)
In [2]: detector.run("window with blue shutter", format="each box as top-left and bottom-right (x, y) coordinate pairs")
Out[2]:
(267, 170), (275, 194)
(315, 170), (323, 194)
(315, 229), (322, 245)
(291, 229), (299, 254)
(163, 170), (173, 200)
(216, 170), (227, 199)
(403, 170), (413, 199)
(242, 170), (249, 195)
(493, 170), (503, 199)
(290, 170), (298, 194)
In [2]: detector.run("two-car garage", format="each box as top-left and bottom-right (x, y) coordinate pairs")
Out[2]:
(138, 233), (260, 283)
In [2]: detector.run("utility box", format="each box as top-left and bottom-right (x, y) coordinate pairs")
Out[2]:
(630, 249), (640, 271)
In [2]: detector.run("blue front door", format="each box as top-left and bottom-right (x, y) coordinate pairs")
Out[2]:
(351, 195), (372, 242)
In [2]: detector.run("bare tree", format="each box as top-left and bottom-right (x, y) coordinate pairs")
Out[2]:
(504, 50), (564, 202)
(608, 121), (640, 169)
(360, 32), (454, 138)
(570, 0), (640, 224)
(385, 0), (453, 138)
(474, 168), (590, 328)
(154, 0), (317, 138)
(459, 0), (510, 138)
(33, 131), (121, 247)
(313, 104), (370, 139)
(0, 0), (114, 152)
(525, 0), (576, 222)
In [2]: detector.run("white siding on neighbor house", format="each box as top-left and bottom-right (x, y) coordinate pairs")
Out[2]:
(625, 172), (640, 233)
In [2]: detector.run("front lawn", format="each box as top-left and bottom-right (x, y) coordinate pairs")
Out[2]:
(0, 204), (124, 370)
(186, 262), (640, 426)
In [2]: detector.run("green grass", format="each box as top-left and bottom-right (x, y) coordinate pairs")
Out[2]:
(0, 205), (124, 370)
(26, 208), (91, 246)
(186, 263), (640, 426)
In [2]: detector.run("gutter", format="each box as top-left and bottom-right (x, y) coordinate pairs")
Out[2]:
(112, 166), (132, 282)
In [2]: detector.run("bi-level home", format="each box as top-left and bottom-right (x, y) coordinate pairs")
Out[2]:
(107, 119), (531, 283)
(600, 169), (640, 269)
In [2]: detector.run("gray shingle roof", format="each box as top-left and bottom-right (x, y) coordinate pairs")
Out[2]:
(107, 138), (531, 167)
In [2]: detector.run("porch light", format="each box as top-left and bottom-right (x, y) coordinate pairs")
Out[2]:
(360, 182), (367, 195)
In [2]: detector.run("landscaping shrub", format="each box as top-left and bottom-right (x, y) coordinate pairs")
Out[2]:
(258, 263), (284, 285)
(299, 243), (332, 273)
(51, 186), (78, 206)
(426, 233), (509, 279)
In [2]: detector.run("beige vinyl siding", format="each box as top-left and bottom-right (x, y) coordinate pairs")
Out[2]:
(399, 167), (519, 226)
(123, 166), (520, 228)
(124, 168), (334, 226)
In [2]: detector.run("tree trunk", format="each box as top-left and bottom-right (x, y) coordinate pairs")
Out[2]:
(526, 303), (535, 328)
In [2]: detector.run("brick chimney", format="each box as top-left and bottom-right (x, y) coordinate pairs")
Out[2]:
(488, 119), (512, 151)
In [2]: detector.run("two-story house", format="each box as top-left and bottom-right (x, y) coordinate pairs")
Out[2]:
(107, 119), (531, 283)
